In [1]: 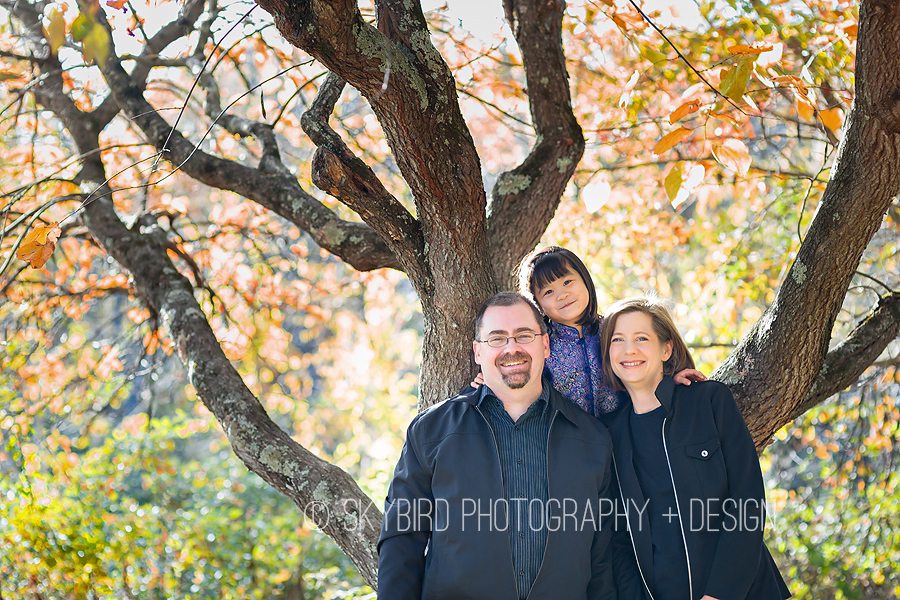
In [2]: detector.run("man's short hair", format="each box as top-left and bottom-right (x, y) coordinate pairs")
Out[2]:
(474, 292), (547, 339)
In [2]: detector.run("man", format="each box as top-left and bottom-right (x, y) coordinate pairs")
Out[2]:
(378, 292), (616, 599)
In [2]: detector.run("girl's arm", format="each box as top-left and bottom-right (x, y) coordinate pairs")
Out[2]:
(673, 368), (706, 385)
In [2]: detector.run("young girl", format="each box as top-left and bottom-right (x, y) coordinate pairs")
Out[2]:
(598, 296), (790, 600)
(473, 246), (703, 415)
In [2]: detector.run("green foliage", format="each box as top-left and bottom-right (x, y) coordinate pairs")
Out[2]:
(764, 371), (900, 599)
(0, 411), (375, 599)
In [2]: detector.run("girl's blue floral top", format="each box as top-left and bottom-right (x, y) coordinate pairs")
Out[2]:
(544, 319), (621, 418)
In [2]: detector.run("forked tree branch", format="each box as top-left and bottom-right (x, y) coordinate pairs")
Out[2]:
(488, 0), (586, 287)
(301, 72), (430, 294)
(14, 3), (385, 584)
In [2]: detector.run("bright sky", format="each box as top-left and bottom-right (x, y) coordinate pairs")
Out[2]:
(421, 0), (701, 41)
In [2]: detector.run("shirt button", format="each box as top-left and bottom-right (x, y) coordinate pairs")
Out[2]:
(701, 450), (709, 457)
(517, 458), (522, 465)
(519, 571), (525, 577)
(519, 532), (525, 538)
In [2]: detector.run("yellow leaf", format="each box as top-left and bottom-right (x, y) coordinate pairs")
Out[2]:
(669, 100), (701, 123)
(664, 163), (684, 202)
(45, 6), (67, 55)
(796, 96), (815, 122)
(653, 127), (692, 155)
(728, 42), (774, 55)
(820, 107), (844, 133)
(712, 139), (751, 176)
(81, 25), (110, 68)
(16, 222), (62, 268)
(719, 58), (753, 102)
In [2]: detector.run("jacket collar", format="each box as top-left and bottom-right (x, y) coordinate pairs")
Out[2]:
(456, 377), (583, 427)
(606, 375), (677, 421)
(655, 375), (677, 416)
(549, 320), (581, 340)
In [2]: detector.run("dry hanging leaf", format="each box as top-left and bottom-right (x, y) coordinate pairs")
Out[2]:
(45, 6), (67, 55)
(107, 0), (127, 9)
(712, 139), (751, 176)
(728, 42), (774, 55)
(654, 127), (692, 155)
(670, 100), (701, 123)
(16, 222), (62, 268)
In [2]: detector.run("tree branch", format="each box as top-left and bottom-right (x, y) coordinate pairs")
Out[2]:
(715, 0), (900, 448)
(487, 0), (586, 287)
(88, 0), (209, 133)
(95, 44), (401, 271)
(17, 5), (384, 579)
(198, 62), (293, 177)
(791, 292), (900, 420)
(301, 72), (429, 294)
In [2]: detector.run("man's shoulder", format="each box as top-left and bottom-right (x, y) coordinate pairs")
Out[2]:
(407, 386), (479, 434)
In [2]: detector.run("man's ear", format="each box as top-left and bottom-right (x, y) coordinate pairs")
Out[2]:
(473, 340), (482, 365)
(542, 332), (550, 359)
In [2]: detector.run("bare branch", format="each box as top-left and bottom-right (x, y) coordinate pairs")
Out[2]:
(95, 44), (401, 271)
(198, 61), (294, 177)
(487, 0), (586, 287)
(89, 0), (209, 132)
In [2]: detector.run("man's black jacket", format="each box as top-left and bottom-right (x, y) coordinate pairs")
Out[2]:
(378, 383), (617, 600)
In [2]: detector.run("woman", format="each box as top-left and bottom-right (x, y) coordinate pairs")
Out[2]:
(598, 296), (790, 600)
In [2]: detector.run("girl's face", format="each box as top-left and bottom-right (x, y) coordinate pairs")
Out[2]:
(534, 266), (590, 331)
(608, 311), (673, 395)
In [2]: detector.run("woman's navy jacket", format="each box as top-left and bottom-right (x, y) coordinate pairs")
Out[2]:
(599, 377), (791, 600)
(378, 383), (617, 600)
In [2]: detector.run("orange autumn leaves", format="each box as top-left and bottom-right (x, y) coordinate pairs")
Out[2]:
(16, 222), (62, 268)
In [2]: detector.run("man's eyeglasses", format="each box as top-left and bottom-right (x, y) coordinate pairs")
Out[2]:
(476, 331), (542, 348)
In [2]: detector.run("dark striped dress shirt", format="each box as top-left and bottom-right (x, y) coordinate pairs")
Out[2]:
(478, 381), (553, 600)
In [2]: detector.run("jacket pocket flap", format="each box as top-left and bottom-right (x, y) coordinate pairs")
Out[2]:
(685, 436), (720, 460)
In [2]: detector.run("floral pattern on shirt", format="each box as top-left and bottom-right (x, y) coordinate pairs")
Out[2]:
(544, 319), (621, 417)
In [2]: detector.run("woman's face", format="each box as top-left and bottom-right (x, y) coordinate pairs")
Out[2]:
(534, 266), (590, 331)
(608, 311), (673, 394)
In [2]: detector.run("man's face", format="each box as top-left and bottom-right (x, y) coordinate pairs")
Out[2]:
(473, 303), (549, 392)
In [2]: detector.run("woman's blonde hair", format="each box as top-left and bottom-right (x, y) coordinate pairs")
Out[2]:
(600, 296), (696, 392)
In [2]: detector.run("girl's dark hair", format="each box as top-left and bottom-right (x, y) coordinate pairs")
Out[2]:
(517, 246), (599, 334)
(600, 296), (696, 392)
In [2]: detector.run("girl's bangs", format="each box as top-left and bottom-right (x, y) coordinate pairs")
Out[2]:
(530, 254), (573, 293)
